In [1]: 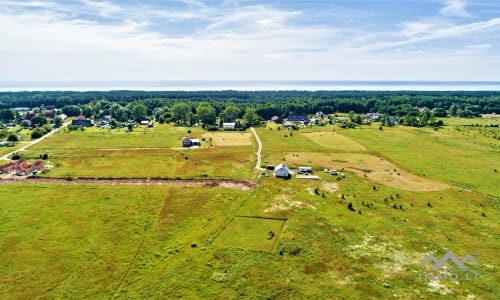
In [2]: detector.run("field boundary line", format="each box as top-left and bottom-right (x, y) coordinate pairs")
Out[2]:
(113, 236), (146, 297)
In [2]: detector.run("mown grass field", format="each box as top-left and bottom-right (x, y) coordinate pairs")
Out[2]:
(21, 124), (255, 179)
(0, 118), (498, 299)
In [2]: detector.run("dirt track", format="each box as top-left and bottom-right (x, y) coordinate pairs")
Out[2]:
(0, 177), (257, 191)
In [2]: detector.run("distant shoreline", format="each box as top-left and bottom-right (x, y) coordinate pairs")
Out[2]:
(0, 80), (499, 92)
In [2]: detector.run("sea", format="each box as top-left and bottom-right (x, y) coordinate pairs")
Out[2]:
(0, 81), (499, 92)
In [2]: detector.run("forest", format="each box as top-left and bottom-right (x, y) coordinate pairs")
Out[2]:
(0, 90), (499, 130)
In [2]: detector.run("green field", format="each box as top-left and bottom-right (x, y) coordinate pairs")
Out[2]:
(0, 120), (498, 299)
(21, 124), (255, 179)
(214, 217), (286, 252)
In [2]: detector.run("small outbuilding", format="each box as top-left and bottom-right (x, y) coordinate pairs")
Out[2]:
(297, 166), (313, 174)
(223, 122), (236, 130)
(182, 137), (201, 148)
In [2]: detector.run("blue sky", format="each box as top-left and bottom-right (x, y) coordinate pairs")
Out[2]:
(0, 0), (499, 81)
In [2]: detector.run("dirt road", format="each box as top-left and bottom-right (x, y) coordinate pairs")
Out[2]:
(250, 127), (265, 170)
(0, 121), (69, 161)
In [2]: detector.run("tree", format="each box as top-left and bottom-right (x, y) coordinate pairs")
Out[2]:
(31, 128), (45, 139)
(220, 104), (240, 122)
(82, 105), (94, 118)
(449, 104), (458, 116)
(0, 109), (15, 121)
(53, 116), (63, 127)
(31, 115), (47, 126)
(243, 108), (261, 127)
(62, 105), (82, 117)
(197, 102), (216, 125)
(171, 103), (191, 124)
(7, 133), (18, 143)
(132, 103), (148, 122)
(20, 120), (30, 128)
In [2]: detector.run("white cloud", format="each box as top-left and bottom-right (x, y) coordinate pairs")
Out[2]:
(440, 0), (472, 18)
(0, 0), (498, 81)
(364, 17), (500, 50)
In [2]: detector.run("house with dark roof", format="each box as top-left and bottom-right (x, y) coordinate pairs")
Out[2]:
(287, 115), (309, 124)
(71, 116), (93, 127)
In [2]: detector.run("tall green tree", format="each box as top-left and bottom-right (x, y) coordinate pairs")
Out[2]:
(172, 103), (191, 124)
(243, 108), (261, 127)
(132, 103), (148, 121)
(220, 104), (240, 122)
(197, 102), (216, 125)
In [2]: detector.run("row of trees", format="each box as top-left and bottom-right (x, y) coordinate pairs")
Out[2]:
(1, 91), (499, 115)
(1, 91), (499, 131)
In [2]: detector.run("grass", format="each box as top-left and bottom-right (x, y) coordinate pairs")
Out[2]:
(214, 217), (285, 252)
(339, 123), (500, 196)
(0, 183), (169, 299)
(20, 124), (256, 179)
(0, 119), (498, 299)
(303, 131), (367, 152)
(29, 124), (207, 150)
(202, 132), (253, 147)
(284, 152), (449, 191)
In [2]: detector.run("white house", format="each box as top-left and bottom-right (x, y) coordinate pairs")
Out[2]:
(274, 163), (291, 179)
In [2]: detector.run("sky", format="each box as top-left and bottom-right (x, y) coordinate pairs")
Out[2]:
(0, 0), (499, 81)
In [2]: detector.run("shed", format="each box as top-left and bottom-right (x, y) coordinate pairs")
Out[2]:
(223, 122), (236, 130)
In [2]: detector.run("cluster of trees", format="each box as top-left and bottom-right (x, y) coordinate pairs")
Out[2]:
(1, 91), (499, 130)
(1, 91), (498, 116)
(31, 124), (52, 139)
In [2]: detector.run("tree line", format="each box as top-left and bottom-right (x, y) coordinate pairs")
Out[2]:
(0, 90), (499, 129)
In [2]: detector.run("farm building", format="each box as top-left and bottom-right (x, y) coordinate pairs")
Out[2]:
(223, 122), (236, 130)
(270, 116), (280, 123)
(283, 121), (294, 128)
(287, 115), (309, 124)
(71, 116), (93, 127)
(274, 163), (291, 179)
(182, 137), (201, 148)
(298, 166), (313, 174)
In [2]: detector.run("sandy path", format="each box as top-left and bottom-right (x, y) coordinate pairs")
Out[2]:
(0, 121), (70, 161)
(250, 127), (265, 170)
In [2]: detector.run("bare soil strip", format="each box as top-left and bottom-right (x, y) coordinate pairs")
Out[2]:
(0, 177), (257, 190)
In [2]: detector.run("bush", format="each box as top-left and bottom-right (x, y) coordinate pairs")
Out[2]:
(12, 152), (21, 160)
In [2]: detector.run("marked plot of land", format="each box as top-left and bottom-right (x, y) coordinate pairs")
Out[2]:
(202, 132), (252, 147)
(215, 217), (286, 252)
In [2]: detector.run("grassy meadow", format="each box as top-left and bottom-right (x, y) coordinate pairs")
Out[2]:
(0, 118), (498, 299)
(21, 124), (255, 179)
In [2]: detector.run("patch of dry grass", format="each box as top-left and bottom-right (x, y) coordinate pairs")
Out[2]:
(302, 131), (366, 152)
(284, 152), (449, 191)
(202, 132), (253, 147)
